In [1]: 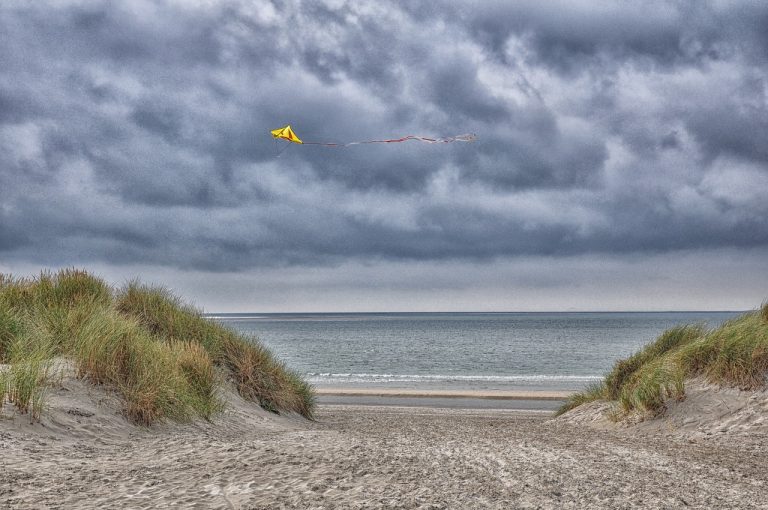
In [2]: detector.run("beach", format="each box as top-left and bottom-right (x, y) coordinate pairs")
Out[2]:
(2, 277), (766, 508)
(3, 0), (768, 506)
(3, 387), (767, 509)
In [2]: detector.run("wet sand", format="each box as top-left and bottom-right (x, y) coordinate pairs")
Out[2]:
(316, 387), (570, 410)
(318, 395), (564, 411)
(315, 387), (573, 400)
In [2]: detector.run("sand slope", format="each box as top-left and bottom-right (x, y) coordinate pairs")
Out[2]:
(558, 379), (768, 438)
(3, 375), (768, 509)
(0, 367), (305, 441)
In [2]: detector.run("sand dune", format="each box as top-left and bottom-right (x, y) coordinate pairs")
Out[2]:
(557, 378), (768, 438)
(3, 373), (768, 509)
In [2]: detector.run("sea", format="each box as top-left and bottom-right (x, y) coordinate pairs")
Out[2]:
(209, 312), (741, 394)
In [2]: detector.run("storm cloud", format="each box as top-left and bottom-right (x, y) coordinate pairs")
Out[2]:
(1, 0), (767, 309)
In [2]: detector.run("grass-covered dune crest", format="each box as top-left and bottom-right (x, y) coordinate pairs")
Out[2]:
(557, 303), (768, 419)
(0, 269), (314, 425)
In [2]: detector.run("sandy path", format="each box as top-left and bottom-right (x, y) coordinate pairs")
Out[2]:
(3, 405), (767, 509)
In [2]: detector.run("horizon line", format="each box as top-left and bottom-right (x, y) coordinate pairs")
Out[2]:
(204, 309), (748, 316)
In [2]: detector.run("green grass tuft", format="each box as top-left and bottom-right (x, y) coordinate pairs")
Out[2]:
(0, 306), (25, 362)
(0, 269), (315, 424)
(617, 358), (685, 416)
(560, 305), (768, 419)
(71, 306), (209, 425)
(0, 269), (112, 313)
(604, 325), (704, 400)
(675, 312), (768, 389)
(555, 381), (606, 416)
(6, 357), (51, 421)
(118, 283), (315, 419)
(172, 340), (224, 420)
(220, 334), (315, 419)
(2, 324), (56, 421)
(116, 282), (224, 360)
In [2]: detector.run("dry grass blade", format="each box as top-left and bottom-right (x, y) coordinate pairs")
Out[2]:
(0, 269), (315, 424)
(560, 306), (768, 419)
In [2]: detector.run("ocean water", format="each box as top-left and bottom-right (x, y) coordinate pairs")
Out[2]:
(211, 312), (742, 392)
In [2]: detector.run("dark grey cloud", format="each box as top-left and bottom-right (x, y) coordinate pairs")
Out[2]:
(1, 0), (767, 275)
(458, 1), (767, 71)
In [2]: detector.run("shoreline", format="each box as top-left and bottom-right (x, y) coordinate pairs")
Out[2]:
(314, 387), (573, 400)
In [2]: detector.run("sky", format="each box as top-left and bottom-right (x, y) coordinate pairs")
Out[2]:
(1, 0), (767, 312)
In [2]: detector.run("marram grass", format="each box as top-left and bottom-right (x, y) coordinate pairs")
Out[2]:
(117, 282), (315, 418)
(1, 322), (56, 421)
(604, 325), (704, 400)
(0, 269), (314, 424)
(72, 305), (207, 425)
(116, 282), (225, 358)
(555, 381), (607, 416)
(557, 306), (768, 418)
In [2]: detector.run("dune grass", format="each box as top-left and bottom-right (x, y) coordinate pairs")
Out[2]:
(72, 305), (213, 425)
(116, 282), (315, 418)
(116, 283), (225, 358)
(555, 381), (607, 416)
(0, 306), (25, 362)
(604, 325), (705, 400)
(0, 269), (314, 424)
(557, 307), (768, 418)
(2, 329), (54, 421)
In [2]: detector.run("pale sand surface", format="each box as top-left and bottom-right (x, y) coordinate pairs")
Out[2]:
(2, 376), (768, 509)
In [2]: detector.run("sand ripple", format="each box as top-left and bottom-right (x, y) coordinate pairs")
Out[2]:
(3, 401), (767, 509)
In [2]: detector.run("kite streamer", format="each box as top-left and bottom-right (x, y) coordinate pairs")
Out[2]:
(270, 125), (477, 147)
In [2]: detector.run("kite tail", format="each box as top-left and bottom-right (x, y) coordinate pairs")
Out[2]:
(302, 133), (477, 147)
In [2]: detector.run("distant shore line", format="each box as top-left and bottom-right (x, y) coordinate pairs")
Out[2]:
(314, 388), (573, 400)
(207, 311), (746, 321)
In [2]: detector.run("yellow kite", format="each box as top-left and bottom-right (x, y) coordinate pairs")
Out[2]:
(270, 124), (476, 147)
(271, 125), (303, 144)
